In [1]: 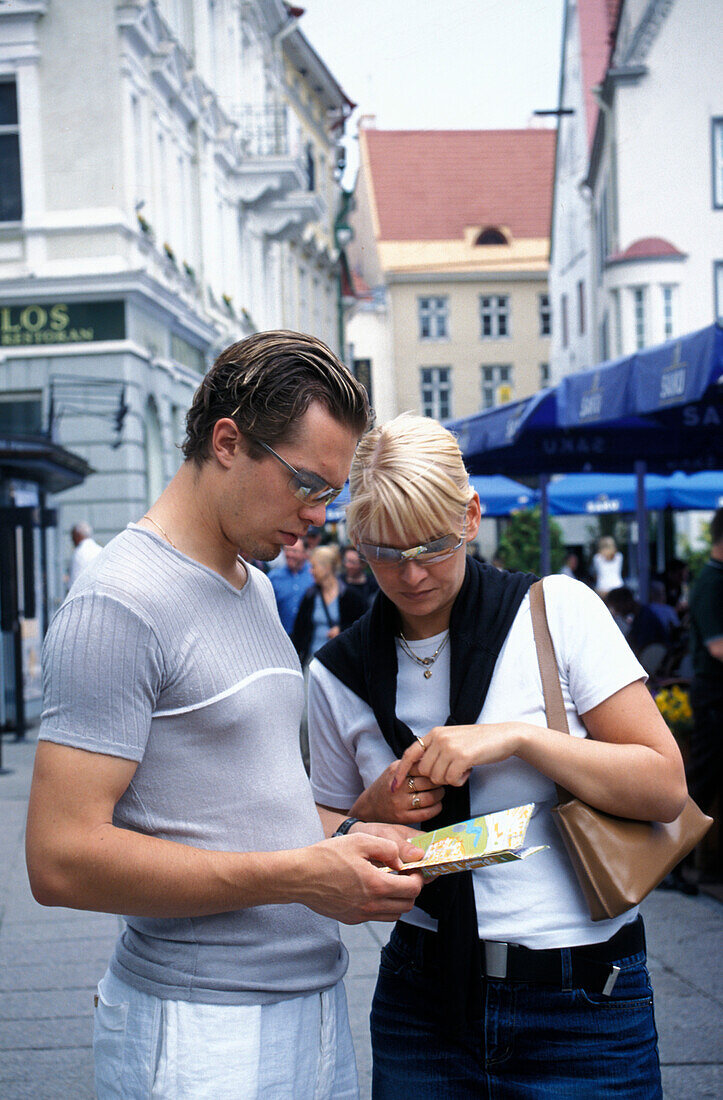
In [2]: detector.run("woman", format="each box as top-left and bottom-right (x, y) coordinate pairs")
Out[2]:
(591, 535), (624, 597)
(308, 414), (686, 1099)
(292, 544), (367, 666)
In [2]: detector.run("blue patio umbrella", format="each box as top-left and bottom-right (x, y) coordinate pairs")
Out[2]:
(664, 471), (723, 511)
(324, 475), (537, 523)
(547, 473), (672, 516)
(446, 323), (723, 596)
(470, 475), (538, 515)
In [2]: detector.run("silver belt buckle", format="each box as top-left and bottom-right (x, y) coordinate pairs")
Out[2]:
(484, 940), (509, 979)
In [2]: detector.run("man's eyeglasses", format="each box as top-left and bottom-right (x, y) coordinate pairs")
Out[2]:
(357, 531), (465, 567)
(252, 439), (344, 506)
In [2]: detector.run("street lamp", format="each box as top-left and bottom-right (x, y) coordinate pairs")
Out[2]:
(335, 222), (353, 249)
(334, 199), (355, 364)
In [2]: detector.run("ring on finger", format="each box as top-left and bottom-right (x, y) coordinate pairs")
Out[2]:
(407, 777), (416, 792)
(416, 735), (426, 750)
(411, 794), (421, 809)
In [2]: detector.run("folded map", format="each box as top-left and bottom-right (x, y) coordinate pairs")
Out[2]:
(397, 802), (547, 881)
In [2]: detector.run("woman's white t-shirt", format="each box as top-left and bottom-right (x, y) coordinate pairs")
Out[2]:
(309, 574), (646, 949)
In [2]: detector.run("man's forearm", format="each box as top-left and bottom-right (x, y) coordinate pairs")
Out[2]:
(27, 820), (316, 917)
(27, 816), (424, 926)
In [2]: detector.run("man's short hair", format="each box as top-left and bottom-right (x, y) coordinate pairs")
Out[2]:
(182, 330), (371, 465)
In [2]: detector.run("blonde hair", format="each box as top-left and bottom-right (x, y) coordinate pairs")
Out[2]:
(311, 544), (341, 574)
(346, 414), (473, 545)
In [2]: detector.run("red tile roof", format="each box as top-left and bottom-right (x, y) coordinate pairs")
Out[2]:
(362, 128), (555, 242)
(607, 237), (686, 264)
(578, 0), (622, 150)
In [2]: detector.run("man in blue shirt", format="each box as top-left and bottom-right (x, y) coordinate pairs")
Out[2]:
(269, 538), (315, 633)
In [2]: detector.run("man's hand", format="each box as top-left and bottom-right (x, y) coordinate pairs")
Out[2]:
(292, 833), (424, 925)
(349, 762), (444, 824)
(347, 820), (425, 865)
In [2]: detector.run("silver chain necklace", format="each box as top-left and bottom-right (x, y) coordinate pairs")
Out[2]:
(398, 630), (450, 679)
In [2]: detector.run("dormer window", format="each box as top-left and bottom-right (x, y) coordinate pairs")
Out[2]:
(475, 226), (508, 246)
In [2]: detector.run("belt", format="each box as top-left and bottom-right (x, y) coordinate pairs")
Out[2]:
(395, 916), (644, 997)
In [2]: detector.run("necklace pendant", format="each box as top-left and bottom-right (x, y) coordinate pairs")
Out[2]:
(424, 668), (433, 679)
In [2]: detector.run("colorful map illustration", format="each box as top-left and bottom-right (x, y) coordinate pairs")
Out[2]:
(398, 803), (547, 881)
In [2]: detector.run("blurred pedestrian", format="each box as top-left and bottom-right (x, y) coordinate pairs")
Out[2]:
(304, 525), (323, 553)
(268, 538), (314, 634)
(687, 507), (723, 880)
(68, 521), (102, 589)
(662, 557), (690, 614)
(560, 549), (581, 580)
(292, 545), (366, 666)
(342, 544), (378, 608)
(605, 585), (638, 639)
(591, 535), (624, 597)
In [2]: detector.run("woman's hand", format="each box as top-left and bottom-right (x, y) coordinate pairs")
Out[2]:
(326, 625), (340, 640)
(349, 761), (444, 825)
(391, 723), (523, 790)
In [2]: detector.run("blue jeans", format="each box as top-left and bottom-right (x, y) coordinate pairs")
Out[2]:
(370, 923), (662, 1099)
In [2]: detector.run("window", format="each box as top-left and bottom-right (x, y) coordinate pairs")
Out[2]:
(633, 287), (646, 349)
(306, 143), (315, 191)
(0, 392), (41, 434)
(577, 280), (585, 336)
(475, 226), (507, 245)
(539, 362), (550, 388)
(479, 295), (509, 338)
(538, 293), (551, 336)
(662, 285), (675, 340)
(481, 364), (513, 410)
(0, 80), (22, 222)
(611, 288), (622, 356)
(418, 296), (448, 339)
(712, 118), (723, 208)
(420, 367), (451, 419)
(353, 358), (373, 407)
(715, 262), (723, 323)
(561, 293), (569, 349)
(596, 183), (610, 276)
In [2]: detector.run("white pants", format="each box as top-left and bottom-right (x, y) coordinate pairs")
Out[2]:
(93, 969), (359, 1099)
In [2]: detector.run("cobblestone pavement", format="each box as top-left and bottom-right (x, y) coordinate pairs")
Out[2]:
(1, 735), (721, 1099)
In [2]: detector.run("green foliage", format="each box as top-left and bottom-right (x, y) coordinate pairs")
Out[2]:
(678, 528), (712, 582)
(495, 507), (566, 575)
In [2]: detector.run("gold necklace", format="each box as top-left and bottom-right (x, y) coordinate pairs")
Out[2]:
(398, 630), (450, 679)
(141, 513), (177, 549)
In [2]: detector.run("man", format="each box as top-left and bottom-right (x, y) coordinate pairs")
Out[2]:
(26, 331), (422, 1099)
(68, 521), (102, 588)
(268, 537), (315, 633)
(341, 544), (378, 609)
(687, 506), (723, 880)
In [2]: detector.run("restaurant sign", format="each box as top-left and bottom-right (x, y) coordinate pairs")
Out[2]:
(0, 301), (125, 347)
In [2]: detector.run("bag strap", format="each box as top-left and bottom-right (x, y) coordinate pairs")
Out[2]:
(528, 580), (574, 806)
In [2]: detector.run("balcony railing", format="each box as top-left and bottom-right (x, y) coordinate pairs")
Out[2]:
(236, 104), (292, 158)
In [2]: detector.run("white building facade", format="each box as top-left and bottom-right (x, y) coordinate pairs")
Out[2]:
(0, 0), (352, 597)
(549, 0), (723, 381)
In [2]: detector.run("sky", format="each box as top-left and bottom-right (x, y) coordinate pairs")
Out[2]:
(298, 0), (565, 182)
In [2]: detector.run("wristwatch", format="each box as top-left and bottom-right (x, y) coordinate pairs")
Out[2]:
(333, 817), (361, 837)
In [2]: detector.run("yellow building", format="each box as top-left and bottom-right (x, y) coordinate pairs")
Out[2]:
(346, 123), (555, 422)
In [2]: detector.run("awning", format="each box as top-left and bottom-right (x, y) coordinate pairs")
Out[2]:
(0, 435), (93, 495)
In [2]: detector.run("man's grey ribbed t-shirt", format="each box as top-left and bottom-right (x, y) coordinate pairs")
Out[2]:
(39, 526), (347, 1004)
